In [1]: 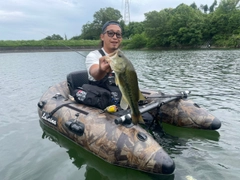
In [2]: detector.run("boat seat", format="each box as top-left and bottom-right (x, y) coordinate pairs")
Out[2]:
(67, 70), (89, 95)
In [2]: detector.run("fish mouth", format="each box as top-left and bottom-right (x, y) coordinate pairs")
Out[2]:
(105, 50), (119, 64)
(108, 49), (119, 57)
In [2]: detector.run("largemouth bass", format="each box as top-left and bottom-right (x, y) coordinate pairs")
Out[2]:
(106, 50), (145, 124)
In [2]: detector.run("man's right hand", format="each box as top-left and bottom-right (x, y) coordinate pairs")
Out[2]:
(99, 56), (112, 73)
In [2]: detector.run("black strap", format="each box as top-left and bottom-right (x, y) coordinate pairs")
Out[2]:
(89, 49), (108, 89)
(90, 49), (122, 103)
(47, 102), (73, 118)
(47, 102), (89, 118)
(98, 49), (105, 56)
(88, 49), (108, 88)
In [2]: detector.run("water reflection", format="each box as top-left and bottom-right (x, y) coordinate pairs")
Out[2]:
(40, 121), (174, 180)
(1, 50), (238, 180)
(151, 123), (220, 158)
(163, 123), (220, 142)
(40, 116), (221, 180)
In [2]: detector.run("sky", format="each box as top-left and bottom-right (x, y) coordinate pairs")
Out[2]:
(0, 0), (211, 40)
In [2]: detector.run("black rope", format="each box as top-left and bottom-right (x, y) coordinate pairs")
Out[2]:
(47, 102), (73, 118)
(47, 103), (89, 118)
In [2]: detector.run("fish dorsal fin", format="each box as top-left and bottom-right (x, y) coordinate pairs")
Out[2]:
(120, 97), (129, 110)
(139, 90), (146, 101)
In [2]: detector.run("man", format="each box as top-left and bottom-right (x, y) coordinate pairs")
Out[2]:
(84, 21), (153, 125)
(85, 20), (122, 82)
(85, 20), (123, 103)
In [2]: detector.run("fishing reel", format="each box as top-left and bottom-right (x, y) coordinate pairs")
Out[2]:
(115, 114), (133, 127)
(180, 90), (191, 99)
(65, 113), (85, 136)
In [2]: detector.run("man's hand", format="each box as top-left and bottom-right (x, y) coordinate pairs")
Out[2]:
(99, 56), (112, 73)
(89, 56), (112, 81)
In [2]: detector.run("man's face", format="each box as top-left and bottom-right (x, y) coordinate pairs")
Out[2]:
(101, 24), (122, 53)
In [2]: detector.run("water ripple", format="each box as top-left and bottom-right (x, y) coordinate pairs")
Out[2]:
(1, 50), (240, 180)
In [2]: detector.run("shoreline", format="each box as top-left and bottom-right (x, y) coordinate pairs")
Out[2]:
(0, 46), (238, 54)
(0, 46), (98, 53)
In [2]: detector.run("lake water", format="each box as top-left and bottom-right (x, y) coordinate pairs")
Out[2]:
(0, 49), (240, 180)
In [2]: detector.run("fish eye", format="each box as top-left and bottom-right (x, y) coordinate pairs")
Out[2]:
(118, 54), (122, 57)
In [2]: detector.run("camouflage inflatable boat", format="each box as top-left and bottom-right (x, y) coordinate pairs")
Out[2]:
(37, 70), (221, 175)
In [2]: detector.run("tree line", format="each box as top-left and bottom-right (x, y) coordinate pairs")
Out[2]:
(46, 0), (240, 49)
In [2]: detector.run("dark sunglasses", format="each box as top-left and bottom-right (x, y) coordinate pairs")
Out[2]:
(104, 30), (122, 38)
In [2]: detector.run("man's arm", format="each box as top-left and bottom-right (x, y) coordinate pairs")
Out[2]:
(88, 56), (112, 81)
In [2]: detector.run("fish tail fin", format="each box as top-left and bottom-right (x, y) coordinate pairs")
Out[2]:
(131, 114), (145, 125)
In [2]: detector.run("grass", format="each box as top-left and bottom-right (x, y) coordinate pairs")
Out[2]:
(0, 40), (101, 47)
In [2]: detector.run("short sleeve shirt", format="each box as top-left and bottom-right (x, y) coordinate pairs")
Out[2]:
(85, 48), (108, 81)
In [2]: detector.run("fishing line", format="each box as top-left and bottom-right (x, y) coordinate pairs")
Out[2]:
(38, 30), (87, 58)
(35, 28), (240, 100)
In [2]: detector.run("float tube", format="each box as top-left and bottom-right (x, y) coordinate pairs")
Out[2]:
(37, 70), (221, 175)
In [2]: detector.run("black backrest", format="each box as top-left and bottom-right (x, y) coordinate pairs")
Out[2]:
(67, 70), (89, 95)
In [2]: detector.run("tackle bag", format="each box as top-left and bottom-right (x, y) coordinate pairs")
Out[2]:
(73, 84), (112, 110)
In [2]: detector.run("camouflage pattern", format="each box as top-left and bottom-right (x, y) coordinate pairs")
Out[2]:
(38, 81), (175, 174)
(37, 81), (220, 174)
(143, 91), (221, 130)
(160, 98), (220, 129)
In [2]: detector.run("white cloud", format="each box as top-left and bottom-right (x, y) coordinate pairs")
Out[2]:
(0, 10), (27, 22)
(0, 0), (212, 40)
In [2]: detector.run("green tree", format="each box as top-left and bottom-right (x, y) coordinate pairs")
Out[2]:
(126, 33), (147, 49)
(209, 0), (218, 13)
(70, 35), (81, 40)
(80, 7), (122, 40)
(207, 0), (240, 46)
(169, 4), (204, 46)
(200, 4), (209, 13)
(44, 34), (63, 40)
(190, 2), (198, 9)
(93, 7), (122, 27)
(124, 22), (144, 39)
(74, 0), (240, 48)
(80, 22), (100, 40)
(216, 0), (240, 13)
(144, 9), (173, 47)
(210, 0), (240, 34)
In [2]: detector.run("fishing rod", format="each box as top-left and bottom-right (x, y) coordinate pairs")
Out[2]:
(37, 30), (239, 100)
(115, 90), (239, 126)
(189, 92), (240, 97)
(146, 91), (240, 99)
(115, 92), (186, 126)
